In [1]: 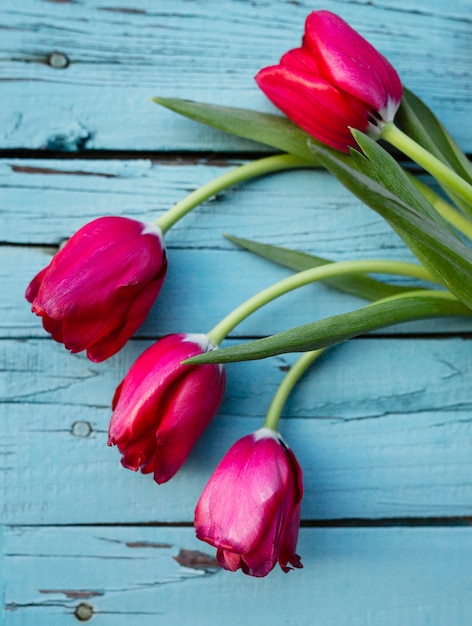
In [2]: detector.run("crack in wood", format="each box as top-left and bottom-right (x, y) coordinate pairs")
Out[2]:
(126, 541), (173, 548)
(39, 589), (103, 599)
(11, 165), (117, 178)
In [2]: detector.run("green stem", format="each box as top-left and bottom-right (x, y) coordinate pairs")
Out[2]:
(407, 174), (472, 239)
(380, 122), (472, 209)
(263, 349), (325, 431)
(155, 154), (314, 234)
(206, 259), (440, 345)
(364, 287), (457, 306)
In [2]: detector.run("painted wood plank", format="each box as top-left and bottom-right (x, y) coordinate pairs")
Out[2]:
(4, 525), (472, 625)
(0, 157), (423, 250)
(2, 336), (472, 524)
(2, 1), (471, 620)
(8, 244), (472, 339)
(1, 0), (471, 151)
(4, 158), (472, 337)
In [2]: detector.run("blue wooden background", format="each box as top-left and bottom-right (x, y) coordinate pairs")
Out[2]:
(1, 0), (472, 624)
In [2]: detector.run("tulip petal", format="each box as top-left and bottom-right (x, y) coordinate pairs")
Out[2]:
(39, 310), (64, 344)
(217, 549), (242, 572)
(108, 335), (213, 444)
(195, 431), (290, 554)
(256, 9), (402, 152)
(195, 429), (303, 577)
(304, 11), (402, 113)
(87, 265), (167, 362)
(26, 216), (167, 361)
(153, 362), (226, 483)
(279, 47), (322, 75)
(256, 66), (369, 151)
(25, 266), (49, 303)
(240, 518), (281, 577)
(118, 424), (157, 473)
(108, 334), (225, 483)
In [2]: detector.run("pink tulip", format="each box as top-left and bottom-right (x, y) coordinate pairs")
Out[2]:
(255, 10), (403, 152)
(195, 428), (303, 577)
(108, 333), (226, 484)
(25, 216), (167, 362)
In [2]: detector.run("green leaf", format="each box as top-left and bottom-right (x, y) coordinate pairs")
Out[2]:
(154, 97), (472, 308)
(152, 97), (328, 164)
(188, 293), (470, 364)
(224, 234), (424, 301)
(310, 134), (472, 310)
(397, 88), (472, 183)
(396, 87), (472, 214)
(348, 132), (449, 227)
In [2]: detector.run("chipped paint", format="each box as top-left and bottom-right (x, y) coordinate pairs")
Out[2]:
(173, 549), (220, 571)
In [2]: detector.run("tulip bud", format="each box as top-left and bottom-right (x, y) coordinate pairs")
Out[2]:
(108, 333), (226, 484)
(25, 216), (167, 362)
(195, 428), (303, 577)
(255, 10), (402, 152)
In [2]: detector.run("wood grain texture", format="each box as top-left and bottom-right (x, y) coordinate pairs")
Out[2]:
(2, 336), (472, 524)
(4, 159), (472, 338)
(4, 525), (472, 626)
(7, 243), (472, 339)
(2, 0), (472, 622)
(1, 0), (471, 151)
(1, 157), (410, 248)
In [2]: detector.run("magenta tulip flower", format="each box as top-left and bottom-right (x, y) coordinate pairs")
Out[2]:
(194, 428), (303, 577)
(25, 216), (167, 362)
(108, 333), (226, 484)
(255, 10), (403, 152)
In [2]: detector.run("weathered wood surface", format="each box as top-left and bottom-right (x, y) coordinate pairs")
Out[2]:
(2, 336), (472, 525)
(1, 0), (471, 152)
(3, 158), (472, 337)
(1, 0), (472, 624)
(4, 526), (472, 626)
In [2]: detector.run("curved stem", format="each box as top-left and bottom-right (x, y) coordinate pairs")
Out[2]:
(356, 289), (459, 313)
(155, 154), (315, 234)
(380, 122), (472, 210)
(407, 174), (472, 239)
(263, 349), (325, 431)
(206, 259), (441, 345)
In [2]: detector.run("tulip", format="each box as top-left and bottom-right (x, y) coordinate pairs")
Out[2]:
(108, 333), (226, 484)
(25, 216), (167, 362)
(255, 10), (403, 152)
(194, 428), (303, 577)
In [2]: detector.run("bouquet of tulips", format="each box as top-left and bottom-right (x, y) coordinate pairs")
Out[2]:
(26, 11), (472, 577)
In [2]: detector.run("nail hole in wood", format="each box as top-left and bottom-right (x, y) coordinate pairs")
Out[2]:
(75, 603), (93, 621)
(71, 421), (92, 438)
(48, 52), (69, 69)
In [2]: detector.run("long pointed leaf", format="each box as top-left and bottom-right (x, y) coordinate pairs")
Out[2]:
(397, 87), (472, 183)
(225, 234), (424, 301)
(310, 135), (472, 310)
(397, 88), (472, 215)
(152, 97), (327, 164)
(189, 294), (470, 364)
